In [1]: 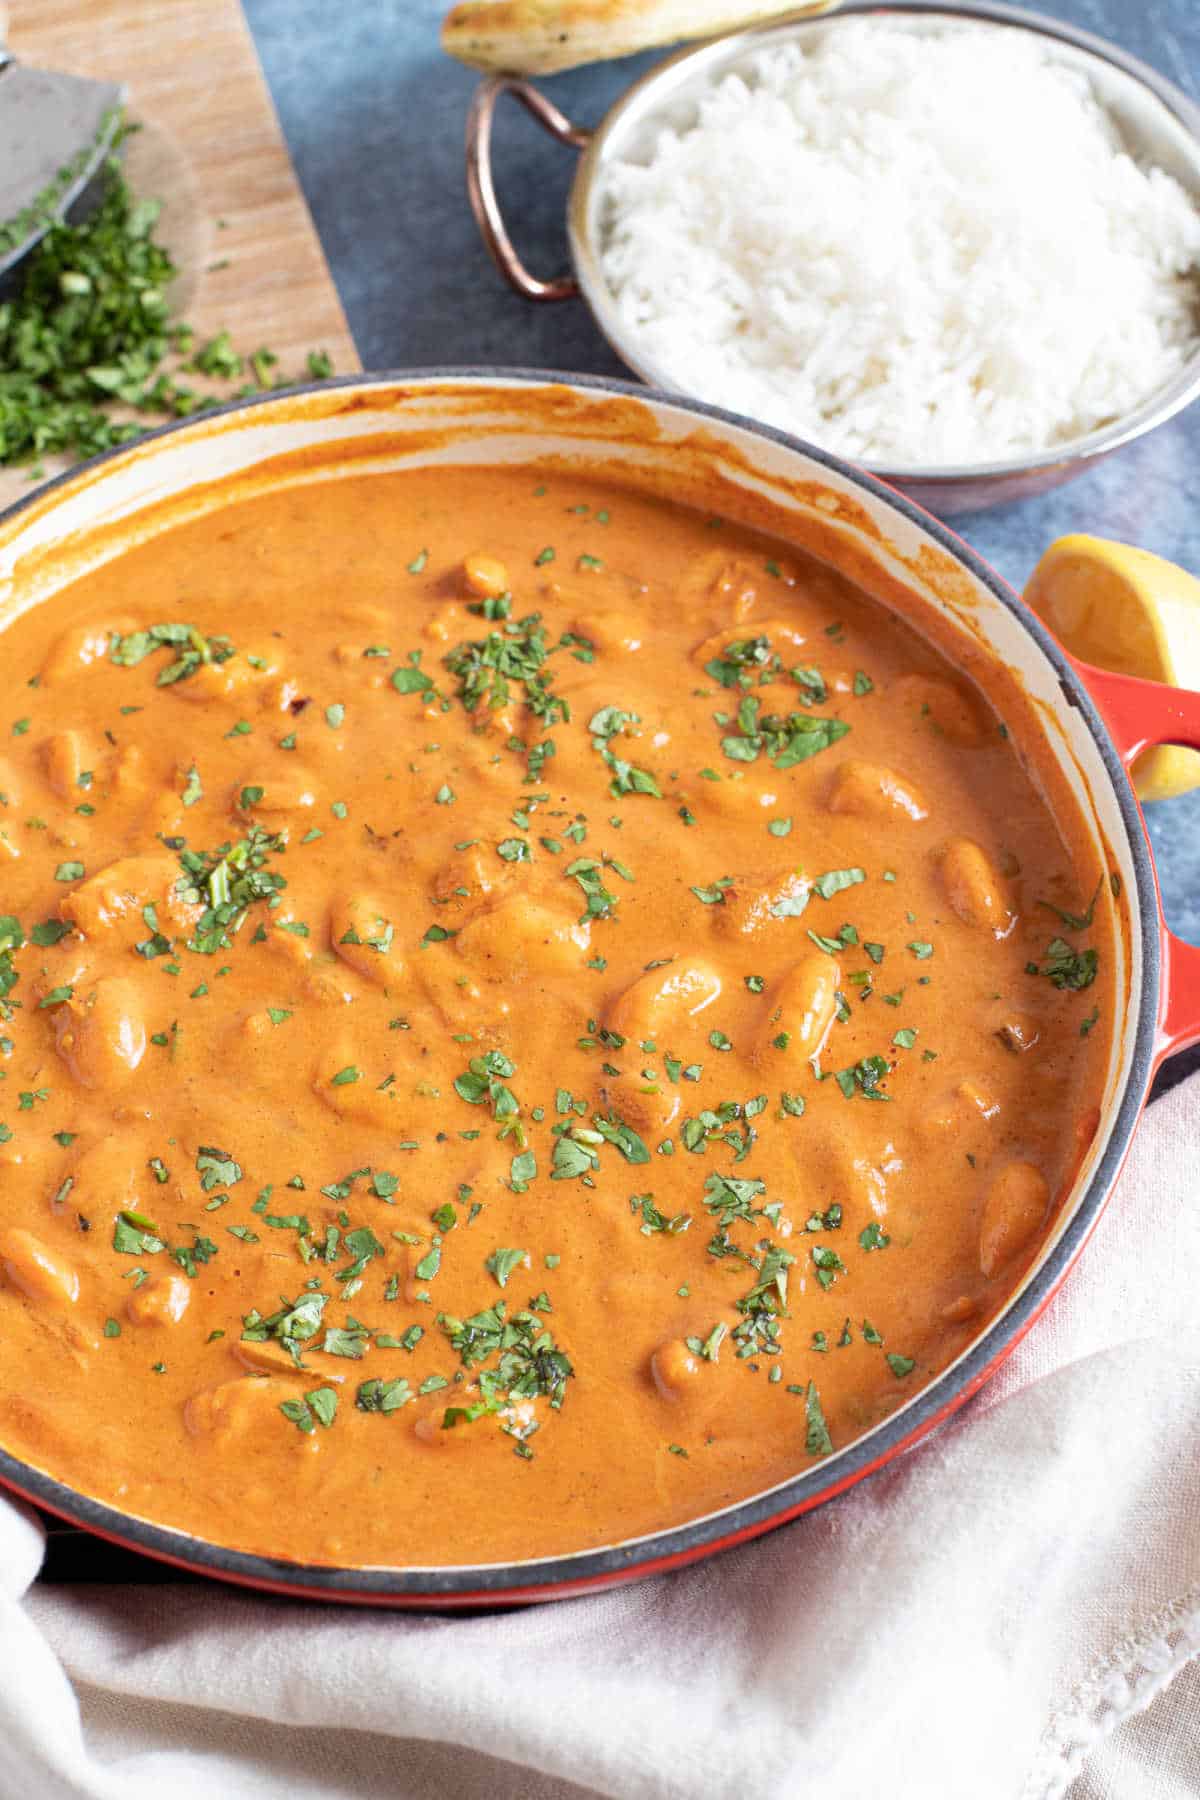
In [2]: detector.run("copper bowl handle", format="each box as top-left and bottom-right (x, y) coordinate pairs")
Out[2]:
(466, 75), (591, 302)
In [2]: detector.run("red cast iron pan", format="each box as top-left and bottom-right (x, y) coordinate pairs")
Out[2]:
(0, 370), (1197, 1607)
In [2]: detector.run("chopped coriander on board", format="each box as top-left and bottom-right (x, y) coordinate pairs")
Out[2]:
(0, 131), (335, 472)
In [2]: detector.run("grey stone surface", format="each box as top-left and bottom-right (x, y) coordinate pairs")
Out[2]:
(244, 0), (1199, 941)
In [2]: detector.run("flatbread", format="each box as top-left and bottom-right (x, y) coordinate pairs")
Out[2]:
(441, 0), (838, 76)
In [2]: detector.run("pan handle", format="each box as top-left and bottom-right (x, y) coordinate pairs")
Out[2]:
(1073, 656), (1200, 1058)
(466, 76), (591, 301)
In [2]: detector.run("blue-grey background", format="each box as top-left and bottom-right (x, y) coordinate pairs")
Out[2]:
(243, 0), (1199, 945)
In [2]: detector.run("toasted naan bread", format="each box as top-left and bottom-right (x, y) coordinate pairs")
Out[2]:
(441, 1), (836, 76)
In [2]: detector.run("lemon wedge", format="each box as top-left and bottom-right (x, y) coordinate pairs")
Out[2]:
(1024, 534), (1200, 803)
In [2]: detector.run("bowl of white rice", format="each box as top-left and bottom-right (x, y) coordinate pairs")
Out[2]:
(466, 1), (1200, 513)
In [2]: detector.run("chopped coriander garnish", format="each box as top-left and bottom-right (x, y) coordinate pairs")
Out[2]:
(805, 1382), (833, 1456)
(485, 1247), (527, 1288)
(1030, 937), (1098, 991)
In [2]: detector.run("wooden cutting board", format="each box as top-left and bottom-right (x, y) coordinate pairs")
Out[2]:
(1, 0), (360, 511)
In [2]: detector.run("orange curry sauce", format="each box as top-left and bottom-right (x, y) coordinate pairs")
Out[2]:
(0, 464), (1110, 1567)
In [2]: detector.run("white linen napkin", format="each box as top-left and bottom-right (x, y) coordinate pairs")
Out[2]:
(0, 1072), (1197, 1800)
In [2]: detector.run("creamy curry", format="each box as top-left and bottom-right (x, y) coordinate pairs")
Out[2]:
(0, 462), (1111, 1568)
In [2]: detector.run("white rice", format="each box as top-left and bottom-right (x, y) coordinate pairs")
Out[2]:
(596, 22), (1200, 467)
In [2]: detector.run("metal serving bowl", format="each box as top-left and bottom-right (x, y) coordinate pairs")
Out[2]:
(466, 0), (1200, 515)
